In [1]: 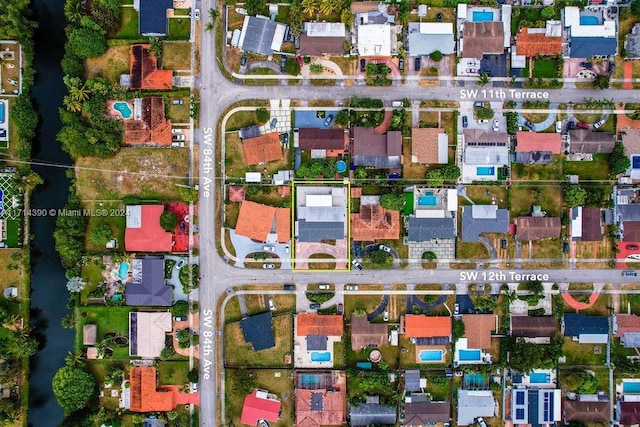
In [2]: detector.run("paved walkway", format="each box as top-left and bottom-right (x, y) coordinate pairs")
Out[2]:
(373, 110), (393, 135)
(562, 292), (600, 312)
(625, 62), (633, 90)
(301, 59), (344, 77)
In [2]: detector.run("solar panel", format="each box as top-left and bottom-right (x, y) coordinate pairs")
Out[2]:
(310, 392), (324, 412)
(516, 391), (525, 405)
(516, 408), (525, 419)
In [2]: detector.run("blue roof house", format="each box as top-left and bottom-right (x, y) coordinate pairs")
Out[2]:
(138, 0), (173, 36)
(563, 313), (609, 344)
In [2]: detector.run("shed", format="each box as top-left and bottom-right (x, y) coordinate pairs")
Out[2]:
(83, 324), (97, 346)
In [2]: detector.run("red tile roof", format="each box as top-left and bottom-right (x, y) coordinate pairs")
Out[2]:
(403, 315), (451, 339)
(515, 28), (562, 57)
(615, 314), (640, 337)
(462, 314), (495, 349)
(125, 205), (173, 252)
(296, 313), (343, 337)
(129, 44), (173, 90)
(234, 200), (290, 243)
(515, 132), (562, 154)
(240, 390), (281, 425)
(296, 389), (345, 427)
(123, 97), (173, 146)
(129, 367), (174, 412)
(228, 186), (246, 202)
(242, 133), (283, 165)
(351, 204), (400, 241)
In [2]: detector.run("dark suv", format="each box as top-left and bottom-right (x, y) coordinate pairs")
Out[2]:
(280, 56), (287, 72)
(414, 57), (421, 71)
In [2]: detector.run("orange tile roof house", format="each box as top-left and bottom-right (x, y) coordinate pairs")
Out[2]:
(401, 315), (451, 340)
(462, 22), (504, 59)
(123, 97), (173, 146)
(129, 44), (173, 90)
(234, 200), (290, 243)
(411, 128), (448, 164)
(296, 388), (345, 426)
(129, 366), (174, 412)
(351, 315), (388, 349)
(351, 203), (400, 241)
(515, 132), (562, 154)
(242, 132), (283, 165)
(461, 314), (495, 349)
(515, 216), (562, 241)
(125, 205), (173, 252)
(515, 27), (562, 57)
(296, 313), (343, 337)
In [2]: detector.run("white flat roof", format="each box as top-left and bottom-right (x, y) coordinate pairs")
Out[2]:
(357, 24), (391, 57)
(271, 24), (287, 51)
(457, 3), (468, 19)
(418, 22), (453, 35)
(126, 205), (141, 228)
(306, 194), (333, 207)
(447, 189), (458, 212)
(305, 22), (346, 37)
(565, 6), (616, 38)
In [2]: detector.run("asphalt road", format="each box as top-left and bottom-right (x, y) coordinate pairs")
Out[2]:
(195, 8), (640, 426)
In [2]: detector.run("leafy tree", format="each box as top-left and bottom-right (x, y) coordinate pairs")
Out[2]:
(477, 73), (491, 87)
(301, 0), (321, 17)
(285, 58), (301, 75)
(232, 369), (257, 395)
(65, 0), (87, 24)
(52, 367), (96, 413)
(61, 313), (77, 329)
(341, 10), (355, 29)
(380, 193), (405, 211)
(67, 27), (107, 58)
(64, 350), (85, 368)
(593, 74), (610, 89)
(167, 411), (179, 421)
(354, 166), (367, 181)
(160, 211), (179, 231)
(475, 107), (495, 119)
(245, 0), (268, 15)
(564, 184), (587, 207)
(89, 223), (112, 246)
(160, 346), (175, 360)
(172, 300), (189, 317)
(176, 329), (190, 343)
(8, 333), (38, 358)
(577, 372), (598, 394)
(289, 0), (303, 35)
(255, 107), (270, 124)
(540, 6), (555, 18)
(188, 367), (199, 383)
(179, 186), (198, 203)
(131, 414), (145, 425)
(91, 0), (121, 33)
(369, 250), (391, 265)
(422, 251), (437, 261)
(310, 63), (324, 74)
(426, 169), (444, 186)
(429, 50), (443, 62)
(453, 319), (465, 341)
(54, 189), (88, 277)
(335, 109), (349, 126)
(473, 295), (497, 312)
(397, 0), (411, 23)
(610, 141), (631, 177)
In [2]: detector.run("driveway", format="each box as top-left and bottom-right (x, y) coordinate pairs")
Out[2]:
(367, 295), (390, 321)
(480, 54), (507, 78)
(294, 240), (348, 270)
(294, 109), (341, 128)
(516, 102), (557, 131)
(408, 294), (447, 312)
(228, 229), (292, 269)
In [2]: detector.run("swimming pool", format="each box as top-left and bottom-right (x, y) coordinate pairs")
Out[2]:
(580, 16), (600, 25)
(311, 351), (332, 362)
(476, 166), (495, 176)
(624, 381), (640, 393)
(299, 373), (321, 388)
(464, 373), (487, 387)
(0, 101), (5, 123)
(336, 160), (346, 173)
(118, 262), (129, 281)
(113, 101), (132, 119)
(529, 372), (551, 384)
(473, 11), (494, 22)
(419, 349), (444, 362)
(418, 195), (439, 206)
(458, 349), (482, 361)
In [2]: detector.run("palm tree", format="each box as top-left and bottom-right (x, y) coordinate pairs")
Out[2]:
(69, 84), (91, 102)
(64, 0), (85, 25)
(205, 22), (214, 32)
(209, 8), (219, 21)
(302, 0), (321, 18)
(61, 313), (76, 329)
(63, 96), (82, 113)
(477, 72), (491, 87)
(65, 350), (85, 368)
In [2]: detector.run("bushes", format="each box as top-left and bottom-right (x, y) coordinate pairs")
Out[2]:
(380, 193), (405, 211)
(429, 50), (443, 62)
(67, 26), (107, 58)
(171, 300), (189, 317)
(255, 107), (270, 124)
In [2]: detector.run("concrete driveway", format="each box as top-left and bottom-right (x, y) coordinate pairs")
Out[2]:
(294, 240), (349, 270)
(516, 102), (558, 131)
(228, 229), (292, 269)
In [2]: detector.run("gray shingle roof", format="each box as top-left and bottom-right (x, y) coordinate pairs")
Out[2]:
(563, 313), (609, 337)
(125, 258), (172, 306)
(461, 205), (509, 242)
(457, 389), (495, 425)
(405, 370), (421, 392)
(297, 219), (344, 242)
(407, 23), (455, 56)
(240, 312), (276, 351)
(239, 16), (287, 56)
(307, 334), (328, 350)
(569, 37), (617, 58)
(349, 403), (397, 426)
(404, 401), (450, 425)
(407, 217), (456, 241)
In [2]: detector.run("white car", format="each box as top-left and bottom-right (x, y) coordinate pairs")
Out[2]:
(555, 121), (562, 133)
(176, 258), (187, 269)
(172, 128), (183, 134)
(454, 303), (460, 315)
(285, 245), (290, 254)
(383, 311), (389, 322)
(346, 285), (358, 291)
(379, 244), (393, 254)
(268, 298), (276, 311)
(492, 119), (499, 132)
(263, 245), (276, 252)
(193, 8), (200, 20)
(628, 254), (640, 260)
(235, 7), (248, 15)
(319, 284), (330, 290)
(263, 263), (275, 269)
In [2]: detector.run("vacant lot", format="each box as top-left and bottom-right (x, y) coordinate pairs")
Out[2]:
(163, 42), (191, 70)
(563, 155), (611, 181)
(224, 314), (293, 367)
(85, 45), (131, 83)
(562, 338), (607, 366)
(532, 57), (561, 79)
(510, 185), (563, 217)
(76, 148), (189, 201)
(83, 201), (127, 253)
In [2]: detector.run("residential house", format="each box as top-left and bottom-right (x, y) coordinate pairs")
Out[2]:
(404, 398), (450, 425)
(355, 8), (395, 57)
(563, 6), (617, 58)
(625, 24), (640, 60)
(569, 129), (615, 154)
(294, 313), (343, 368)
(563, 396), (610, 425)
(621, 128), (640, 181)
(128, 44), (172, 90)
(614, 314), (640, 348)
(242, 132), (283, 165)
(460, 314), (495, 350)
(351, 314), (388, 349)
(299, 22), (347, 56)
(240, 312), (276, 351)
(295, 371), (346, 427)
(510, 316), (557, 344)
(137, 0), (173, 36)
(570, 207), (603, 242)
(402, 315), (451, 342)
(237, 16), (287, 56)
(563, 313), (609, 344)
(297, 128), (347, 158)
(411, 128), (448, 165)
(514, 131), (562, 164)
(404, 370), (422, 393)
(351, 128), (402, 173)
(240, 390), (281, 425)
(129, 366), (174, 412)
(125, 205), (173, 252)
(461, 21), (505, 59)
(511, 388), (562, 425)
(234, 200), (291, 243)
(125, 257), (173, 307)
(614, 188), (640, 241)
(83, 324), (97, 346)
(351, 196), (400, 241)
(515, 24), (563, 57)
(619, 401), (640, 425)
(457, 389), (495, 425)
(461, 205), (509, 242)
(349, 396), (397, 426)
(461, 130), (509, 182)
(122, 97), (172, 146)
(515, 216), (562, 241)
(129, 311), (172, 358)
(407, 23), (455, 56)
(295, 185), (348, 242)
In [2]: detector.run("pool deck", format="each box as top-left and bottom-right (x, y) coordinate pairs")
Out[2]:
(294, 335), (341, 368)
(415, 345), (447, 364)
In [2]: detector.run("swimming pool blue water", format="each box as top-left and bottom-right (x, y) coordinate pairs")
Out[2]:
(419, 349), (444, 362)
(464, 373), (487, 387)
(113, 101), (132, 119)
(336, 160), (346, 173)
(418, 196), (439, 206)
(580, 16), (599, 25)
(459, 349), (482, 361)
(529, 372), (550, 384)
(0, 102), (5, 123)
(473, 11), (493, 22)
(624, 381), (640, 393)
(476, 166), (495, 176)
(311, 351), (331, 362)
(118, 262), (129, 280)
(299, 373), (321, 387)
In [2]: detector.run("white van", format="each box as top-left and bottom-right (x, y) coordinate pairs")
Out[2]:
(391, 101), (403, 107)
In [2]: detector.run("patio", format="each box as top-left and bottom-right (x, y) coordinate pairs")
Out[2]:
(0, 41), (21, 96)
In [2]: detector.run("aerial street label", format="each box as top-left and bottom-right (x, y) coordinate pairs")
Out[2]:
(460, 89), (550, 100)
(202, 127), (213, 198)
(459, 271), (550, 281)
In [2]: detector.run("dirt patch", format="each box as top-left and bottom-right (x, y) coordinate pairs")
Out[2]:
(86, 45), (131, 83)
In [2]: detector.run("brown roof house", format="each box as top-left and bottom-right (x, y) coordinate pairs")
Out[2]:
(570, 207), (603, 242)
(123, 97), (173, 146)
(510, 316), (557, 343)
(404, 399), (450, 425)
(351, 314), (388, 349)
(129, 44), (173, 90)
(352, 128), (402, 174)
(461, 314), (495, 350)
(351, 196), (400, 241)
(234, 200), (290, 243)
(298, 128), (347, 158)
(515, 215), (561, 241)
(515, 24), (563, 57)
(411, 128), (448, 164)
(569, 129), (615, 154)
(295, 371), (346, 427)
(563, 399), (610, 424)
(620, 401), (640, 425)
(462, 22), (505, 59)
(299, 22), (347, 56)
(242, 133), (283, 165)
(614, 314), (640, 348)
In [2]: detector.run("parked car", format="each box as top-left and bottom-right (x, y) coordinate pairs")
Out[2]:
(462, 116), (468, 128)
(474, 102), (484, 108)
(501, 239), (507, 250)
(628, 254), (640, 260)
(171, 99), (184, 105)
(592, 118), (606, 129)
(191, 382), (198, 392)
(263, 245), (276, 252)
(176, 258), (187, 269)
(235, 7), (248, 14)
(454, 303), (459, 315)
(476, 417), (488, 427)
(281, 133), (289, 144)
(414, 57), (421, 71)
(524, 120), (534, 130)
(623, 270), (638, 277)
(194, 8), (200, 20)
(555, 121), (562, 133)
(580, 61), (593, 69)
(346, 285), (359, 291)
(285, 244), (289, 253)
(466, 68), (477, 74)
(379, 244), (393, 254)
(351, 260), (363, 270)
(284, 284), (296, 291)
(324, 114), (334, 126)
(492, 119), (499, 132)
(270, 118), (277, 129)
(627, 244), (640, 250)
(608, 61), (616, 74)
(391, 101), (403, 107)
(319, 284), (330, 290)
(563, 242), (570, 254)
(172, 128), (183, 134)
(310, 303), (321, 309)
(280, 55), (287, 72)
(171, 142), (185, 147)
(173, 134), (186, 141)
(337, 303), (343, 314)
(398, 57), (404, 72)
(240, 53), (248, 66)
(258, 420), (269, 427)
(567, 121), (575, 130)
(576, 121), (590, 129)
(360, 59), (366, 72)
(268, 298), (276, 311)
(174, 316), (187, 322)
(353, 242), (362, 258)
(263, 263), (275, 269)
(179, 220), (186, 231)
(383, 311), (389, 322)
(295, 54), (304, 67)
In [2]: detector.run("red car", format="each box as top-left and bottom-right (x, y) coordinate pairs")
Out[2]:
(576, 121), (590, 130)
(295, 55), (303, 67)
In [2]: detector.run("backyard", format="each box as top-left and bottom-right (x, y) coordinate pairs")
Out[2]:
(74, 306), (134, 359)
(509, 185), (563, 217)
(109, 7), (139, 39)
(562, 339), (607, 366)
(83, 201), (127, 253)
(225, 133), (290, 178)
(563, 155), (611, 180)
(168, 17), (191, 40)
(224, 314), (293, 367)
(85, 45), (131, 83)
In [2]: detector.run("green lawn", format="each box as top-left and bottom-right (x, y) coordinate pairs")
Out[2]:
(510, 185), (563, 217)
(75, 306), (134, 353)
(563, 154), (611, 181)
(84, 201), (127, 253)
(224, 314), (293, 367)
(562, 338), (607, 366)
(344, 294), (388, 321)
(168, 17), (191, 40)
(532, 57), (561, 79)
(167, 99), (191, 123)
(157, 361), (190, 385)
(424, 370), (451, 400)
(111, 7), (139, 39)
(162, 42), (191, 71)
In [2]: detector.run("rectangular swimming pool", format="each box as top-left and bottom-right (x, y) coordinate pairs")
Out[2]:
(529, 372), (550, 384)
(464, 373), (487, 387)
(0, 101), (5, 124)
(419, 349), (444, 362)
(476, 166), (495, 176)
(458, 349), (482, 361)
(310, 351), (331, 362)
(299, 373), (321, 388)
(624, 381), (640, 393)
(473, 11), (493, 22)
(417, 195), (439, 206)
(580, 16), (600, 25)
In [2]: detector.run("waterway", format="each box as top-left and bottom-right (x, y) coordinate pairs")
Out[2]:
(28, 0), (73, 425)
